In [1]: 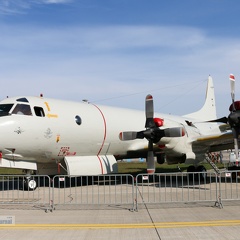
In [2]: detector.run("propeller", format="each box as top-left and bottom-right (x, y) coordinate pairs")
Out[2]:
(119, 94), (185, 174)
(228, 74), (240, 165)
(145, 94), (157, 174)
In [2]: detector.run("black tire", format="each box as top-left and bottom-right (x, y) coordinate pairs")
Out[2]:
(196, 165), (207, 181)
(187, 165), (196, 181)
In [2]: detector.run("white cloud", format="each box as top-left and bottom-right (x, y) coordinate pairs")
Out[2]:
(0, 0), (30, 14)
(0, 25), (206, 56)
(0, 24), (238, 117)
(0, 0), (72, 14)
(42, 0), (72, 3)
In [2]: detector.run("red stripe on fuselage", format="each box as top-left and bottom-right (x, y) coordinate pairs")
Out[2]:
(92, 104), (107, 174)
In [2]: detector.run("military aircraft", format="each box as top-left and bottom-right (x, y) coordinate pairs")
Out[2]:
(0, 75), (239, 190)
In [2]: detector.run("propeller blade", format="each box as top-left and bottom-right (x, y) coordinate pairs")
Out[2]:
(163, 127), (186, 137)
(228, 74), (240, 165)
(119, 94), (184, 174)
(145, 94), (155, 128)
(119, 130), (147, 140)
(208, 117), (228, 123)
(147, 139), (155, 174)
(119, 132), (138, 141)
(230, 74), (236, 110)
(145, 94), (153, 118)
(232, 128), (239, 164)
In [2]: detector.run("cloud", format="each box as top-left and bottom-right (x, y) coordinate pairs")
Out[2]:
(74, 26), (205, 51)
(0, 0), (30, 14)
(42, 0), (72, 3)
(0, 0), (72, 14)
(0, 25), (206, 56)
(0, 24), (238, 117)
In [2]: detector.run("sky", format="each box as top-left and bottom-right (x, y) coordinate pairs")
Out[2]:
(0, 0), (240, 117)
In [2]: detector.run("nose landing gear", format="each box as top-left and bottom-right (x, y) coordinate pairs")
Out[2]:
(22, 170), (38, 191)
(23, 176), (38, 191)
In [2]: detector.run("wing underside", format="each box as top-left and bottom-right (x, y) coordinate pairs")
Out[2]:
(124, 130), (235, 158)
(192, 131), (235, 152)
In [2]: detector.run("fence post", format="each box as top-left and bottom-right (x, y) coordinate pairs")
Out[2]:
(214, 172), (223, 208)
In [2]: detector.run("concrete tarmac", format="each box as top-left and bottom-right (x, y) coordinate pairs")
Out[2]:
(1, 202), (240, 240)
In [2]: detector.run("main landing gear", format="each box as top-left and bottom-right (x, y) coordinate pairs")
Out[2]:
(187, 165), (207, 181)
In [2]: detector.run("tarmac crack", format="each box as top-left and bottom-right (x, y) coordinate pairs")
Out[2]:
(136, 186), (162, 240)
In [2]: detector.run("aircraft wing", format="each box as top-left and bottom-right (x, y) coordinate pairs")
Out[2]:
(126, 129), (234, 156)
(192, 130), (234, 152)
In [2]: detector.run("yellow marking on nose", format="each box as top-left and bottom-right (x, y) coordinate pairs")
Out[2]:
(47, 114), (58, 118)
(44, 102), (51, 111)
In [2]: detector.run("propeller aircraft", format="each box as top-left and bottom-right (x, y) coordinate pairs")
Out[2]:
(0, 75), (239, 190)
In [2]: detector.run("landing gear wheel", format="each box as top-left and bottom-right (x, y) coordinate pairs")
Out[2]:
(23, 177), (38, 191)
(187, 166), (196, 181)
(196, 165), (207, 181)
(187, 165), (196, 172)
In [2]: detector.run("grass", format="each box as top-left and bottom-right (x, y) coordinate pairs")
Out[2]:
(0, 168), (23, 175)
(0, 162), (225, 175)
(117, 161), (225, 175)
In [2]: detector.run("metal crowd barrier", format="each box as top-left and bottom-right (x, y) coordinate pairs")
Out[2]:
(135, 171), (240, 210)
(0, 171), (239, 211)
(135, 172), (218, 209)
(219, 171), (240, 202)
(52, 174), (135, 210)
(0, 175), (52, 212)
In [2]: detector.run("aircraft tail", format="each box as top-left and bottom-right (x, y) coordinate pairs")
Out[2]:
(183, 76), (217, 121)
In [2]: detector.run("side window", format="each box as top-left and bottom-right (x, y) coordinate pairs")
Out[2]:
(34, 107), (45, 117)
(12, 104), (32, 116)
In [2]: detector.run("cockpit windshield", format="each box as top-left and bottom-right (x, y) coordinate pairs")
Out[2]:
(0, 98), (45, 117)
(0, 104), (14, 116)
(12, 104), (32, 116)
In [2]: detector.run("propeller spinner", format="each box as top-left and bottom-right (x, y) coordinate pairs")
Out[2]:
(119, 94), (185, 174)
(228, 74), (240, 165)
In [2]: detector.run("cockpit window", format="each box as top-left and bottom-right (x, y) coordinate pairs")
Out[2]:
(12, 104), (32, 116)
(16, 98), (29, 103)
(34, 106), (45, 117)
(0, 104), (14, 116)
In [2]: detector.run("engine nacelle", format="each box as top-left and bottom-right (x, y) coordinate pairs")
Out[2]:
(38, 155), (118, 175)
(165, 154), (186, 165)
(164, 151), (196, 165)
